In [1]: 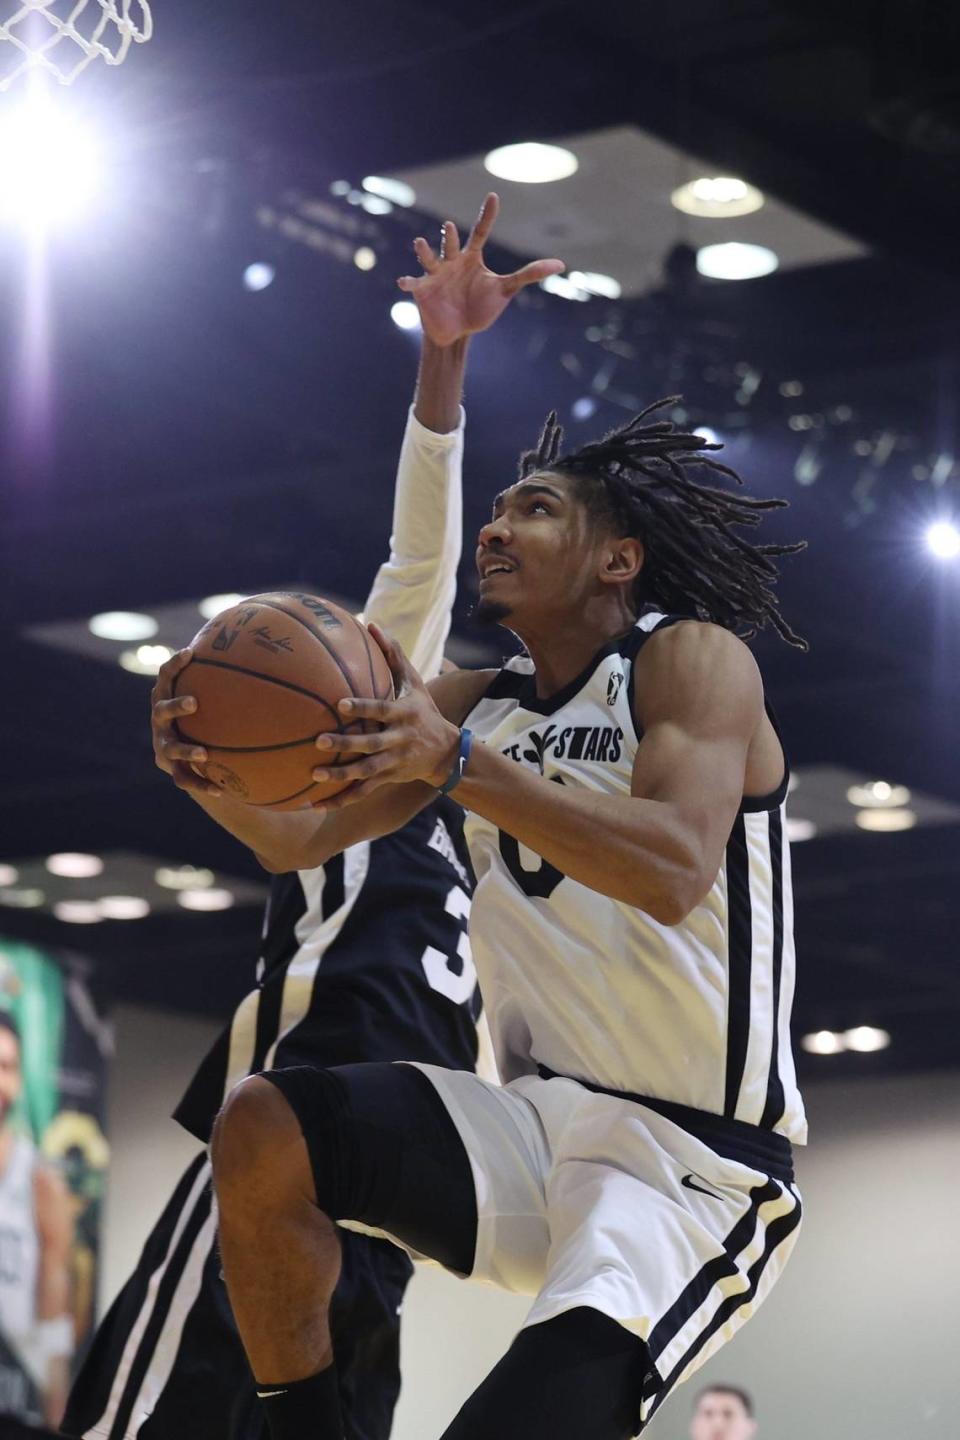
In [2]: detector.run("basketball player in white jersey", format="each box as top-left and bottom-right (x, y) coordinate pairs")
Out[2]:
(0, 1010), (75, 1429)
(65, 197), (562, 1440)
(165, 195), (807, 1440)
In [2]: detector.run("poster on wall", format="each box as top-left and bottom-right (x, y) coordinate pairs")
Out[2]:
(0, 940), (112, 1432)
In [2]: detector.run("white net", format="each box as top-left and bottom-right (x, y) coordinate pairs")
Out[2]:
(0, 0), (152, 91)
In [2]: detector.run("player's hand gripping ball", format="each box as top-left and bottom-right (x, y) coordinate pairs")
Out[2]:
(164, 594), (393, 809)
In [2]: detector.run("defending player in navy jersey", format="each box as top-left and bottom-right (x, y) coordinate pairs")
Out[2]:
(62, 203), (562, 1440)
(178, 193), (808, 1440)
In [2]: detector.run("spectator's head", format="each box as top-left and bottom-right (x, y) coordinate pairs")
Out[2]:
(690, 1385), (757, 1440)
(0, 1010), (22, 1127)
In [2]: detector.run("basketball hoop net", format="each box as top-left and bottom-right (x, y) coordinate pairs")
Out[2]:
(0, 0), (153, 91)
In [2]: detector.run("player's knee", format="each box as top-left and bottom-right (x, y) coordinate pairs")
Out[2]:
(211, 1075), (311, 1212)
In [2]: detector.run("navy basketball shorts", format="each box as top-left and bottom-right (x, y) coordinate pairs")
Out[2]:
(263, 1060), (802, 1434)
(61, 1152), (412, 1440)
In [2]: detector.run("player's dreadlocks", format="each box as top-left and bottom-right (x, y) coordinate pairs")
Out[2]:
(519, 396), (808, 650)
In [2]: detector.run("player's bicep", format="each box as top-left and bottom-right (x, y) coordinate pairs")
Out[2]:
(630, 624), (762, 887)
(631, 720), (749, 853)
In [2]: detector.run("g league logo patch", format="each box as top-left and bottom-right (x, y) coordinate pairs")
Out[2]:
(606, 671), (625, 706)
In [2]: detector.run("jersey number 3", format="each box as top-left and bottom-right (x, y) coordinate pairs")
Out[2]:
(420, 884), (477, 1006)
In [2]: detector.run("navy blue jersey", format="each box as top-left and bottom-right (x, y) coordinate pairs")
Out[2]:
(175, 797), (480, 1142)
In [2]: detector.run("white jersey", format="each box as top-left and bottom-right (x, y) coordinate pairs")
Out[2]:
(0, 1133), (40, 1342)
(463, 609), (806, 1144)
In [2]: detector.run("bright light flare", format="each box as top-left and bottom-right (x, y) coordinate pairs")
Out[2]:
(0, 87), (102, 229)
(671, 177), (764, 218)
(844, 1025), (890, 1053)
(244, 263), (275, 292)
(801, 1029), (845, 1056)
(46, 852), (103, 878)
(177, 887), (235, 912)
(926, 520), (960, 560)
(696, 243), (778, 280)
(390, 300), (421, 331)
(484, 142), (579, 184)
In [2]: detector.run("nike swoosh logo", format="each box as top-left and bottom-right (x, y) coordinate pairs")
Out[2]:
(256, 1390), (289, 1399)
(681, 1173), (724, 1200)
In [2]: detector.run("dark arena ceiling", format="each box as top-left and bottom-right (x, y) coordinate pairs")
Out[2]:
(1, 0), (958, 1081)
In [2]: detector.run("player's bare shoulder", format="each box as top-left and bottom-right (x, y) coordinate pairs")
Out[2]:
(427, 667), (500, 726)
(633, 620), (764, 728)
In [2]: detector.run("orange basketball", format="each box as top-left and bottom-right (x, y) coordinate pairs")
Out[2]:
(172, 593), (393, 810)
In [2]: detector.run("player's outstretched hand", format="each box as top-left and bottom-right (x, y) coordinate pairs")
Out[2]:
(313, 624), (461, 807)
(151, 650), (221, 797)
(397, 192), (565, 347)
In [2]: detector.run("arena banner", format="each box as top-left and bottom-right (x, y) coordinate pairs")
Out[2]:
(0, 940), (111, 1432)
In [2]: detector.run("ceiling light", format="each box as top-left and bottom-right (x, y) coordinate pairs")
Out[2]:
(540, 274), (591, 302)
(696, 243), (778, 281)
(801, 1029), (845, 1055)
(693, 426), (721, 447)
(785, 817), (817, 843)
(155, 865), (216, 891)
(46, 852), (103, 878)
(353, 246), (377, 271)
(0, 89), (102, 229)
(844, 1025), (890, 1053)
(390, 300), (421, 331)
(0, 865), (19, 886)
(671, 176), (764, 218)
(97, 895), (151, 920)
(571, 397), (597, 421)
(362, 175), (417, 208)
(119, 644), (174, 676)
(53, 900), (104, 925)
(329, 180), (352, 196)
(483, 142), (579, 184)
(855, 809), (917, 833)
(926, 520), (960, 560)
(199, 593), (246, 620)
(360, 194), (393, 215)
(243, 262), (275, 292)
(567, 270), (622, 300)
(794, 444), (822, 487)
(846, 781), (912, 808)
(89, 611), (158, 642)
(177, 887), (235, 912)
(0, 889), (45, 908)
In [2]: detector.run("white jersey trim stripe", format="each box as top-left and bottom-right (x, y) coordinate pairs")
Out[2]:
(735, 810), (777, 1126)
(759, 809), (787, 1129)
(651, 1182), (802, 1415)
(221, 843), (371, 1105)
(125, 1192), (219, 1435)
(263, 843), (371, 1072)
(85, 1160), (210, 1439)
(722, 815), (754, 1118)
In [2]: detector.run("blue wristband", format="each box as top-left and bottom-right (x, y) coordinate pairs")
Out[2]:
(437, 728), (473, 795)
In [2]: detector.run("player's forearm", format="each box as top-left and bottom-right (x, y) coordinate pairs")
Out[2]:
(455, 745), (700, 923)
(413, 335), (469, 433)
(363, 335), (467, 677)
(188, 790), (321, 873)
